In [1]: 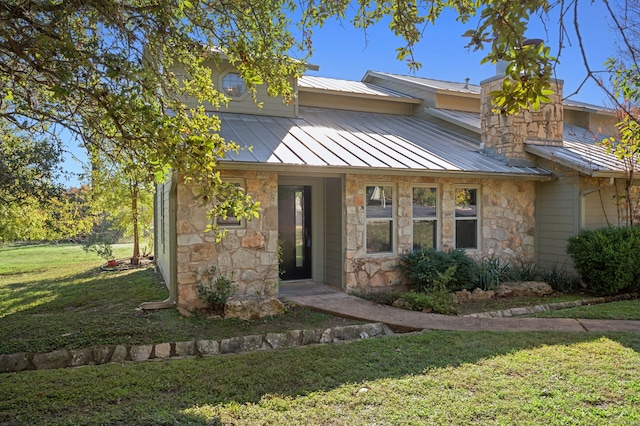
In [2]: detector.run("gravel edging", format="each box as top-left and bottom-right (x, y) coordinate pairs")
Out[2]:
(463, 293), (639, 318)
(0, 323), (394, 374)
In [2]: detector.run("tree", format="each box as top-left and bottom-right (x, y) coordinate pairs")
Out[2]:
(0, 185), (93, 242)
(0, 0), (635, 227)
(89, 147), (154, 264)
(0, 121), (63, 205)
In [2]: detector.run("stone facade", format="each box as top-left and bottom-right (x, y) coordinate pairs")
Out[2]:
(343, 173), (536, 293)
(175, 170), (279, 311)
(480, 77), (563, 166)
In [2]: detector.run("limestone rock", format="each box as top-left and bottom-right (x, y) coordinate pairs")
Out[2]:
(495, 281), (553, 298)
(196, 340), (220, 356)
(471, 288), (495, 301)
(130, 345), (153, 362)
(454, 289), (472, 303)
(0, 352), (29, 373)
(32, 350), (69, 370)
(224, 295), (285, 320)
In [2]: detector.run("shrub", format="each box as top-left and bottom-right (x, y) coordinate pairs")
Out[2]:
(400, 248), (477, 292)
(567, 226), (640, 295)
(401, 291), (458, 315)
(196, 266), (236, 311)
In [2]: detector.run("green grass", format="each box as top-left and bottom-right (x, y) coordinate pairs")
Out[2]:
(0, 243), (360, 354)
(1, 243), (640, 424)
(1, 331), (639, 425)
(532, 299), (640, 320)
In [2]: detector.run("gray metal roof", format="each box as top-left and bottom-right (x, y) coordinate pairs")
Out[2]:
(363, 71), (481, 95)
(217, 107), (549, 176)
(422, 109), (627, 176)
(526, 125), (628, 177)
(299, 75), (420, 101)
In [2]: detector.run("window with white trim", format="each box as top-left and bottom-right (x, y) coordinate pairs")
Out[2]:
(412, 186), (437, 250)
(455, 187), (478, 249)
(365, 185), (394, 254)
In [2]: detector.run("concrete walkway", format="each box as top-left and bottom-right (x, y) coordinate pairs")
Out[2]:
(279, 282), (640, 333)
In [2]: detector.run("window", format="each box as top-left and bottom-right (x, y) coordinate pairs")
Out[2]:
(221, 72), (246, 97)
(366, 185), (394, 254)
(455, 188), (478, 249)
(216, 181), (244, 228)
(412, 187), (437, 250)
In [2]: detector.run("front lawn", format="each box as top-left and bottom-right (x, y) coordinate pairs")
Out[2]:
(1, 331), (639, 425)
(0, 243), (360, 354)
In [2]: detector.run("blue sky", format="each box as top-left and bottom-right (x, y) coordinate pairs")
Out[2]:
(60, 2), (619, 187)
(307, 2), (617, 106)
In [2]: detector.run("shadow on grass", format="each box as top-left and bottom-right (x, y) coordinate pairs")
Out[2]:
(0, 267), (169, 353)
(1, 330), (638, 425)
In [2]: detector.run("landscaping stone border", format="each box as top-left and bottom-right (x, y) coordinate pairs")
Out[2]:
(464, 293), (639, 318)
(0, 323), (394, 374)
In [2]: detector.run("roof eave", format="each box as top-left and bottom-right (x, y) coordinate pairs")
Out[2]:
(219, 161), (555, 181)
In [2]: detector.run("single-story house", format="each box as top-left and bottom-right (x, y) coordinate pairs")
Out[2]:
(154, 57), (633, 316)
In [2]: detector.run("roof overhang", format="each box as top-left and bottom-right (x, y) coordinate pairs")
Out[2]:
(219, 161), (555, 181)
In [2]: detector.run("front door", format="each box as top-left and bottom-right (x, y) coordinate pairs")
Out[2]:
(278, 185), (312, 280)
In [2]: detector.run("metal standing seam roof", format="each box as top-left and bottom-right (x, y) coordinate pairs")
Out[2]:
(298, 75), (421, 102)
(363, 71), (481, 95)
(216, 107), (549, 176)
(526, 125), (629, 177)
(426, 108), (628, 177)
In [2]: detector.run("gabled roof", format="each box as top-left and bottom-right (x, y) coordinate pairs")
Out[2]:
(298, 75), (421, 103)
(217, 106), (549, 177)
(363, 71), (480, 95)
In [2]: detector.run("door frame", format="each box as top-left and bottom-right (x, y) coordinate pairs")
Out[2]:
(278, 177), (325, 283)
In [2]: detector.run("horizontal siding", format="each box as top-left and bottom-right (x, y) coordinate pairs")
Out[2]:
(155, 180), (173, 292)
(299, 92), (414, 115)
(583, 186), (620, 229)
(324, 177), (343, 288)
(535, 178), (578, 272)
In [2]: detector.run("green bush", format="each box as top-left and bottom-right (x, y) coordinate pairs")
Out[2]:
(567, 226), (640, 295)
(352, 290), (457, 315)
(401, 291), (458, 315)
(196, 266), (236, 310)
(400, 248), (477, 292)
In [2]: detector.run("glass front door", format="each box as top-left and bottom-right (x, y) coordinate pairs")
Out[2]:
(278, 185), (312, 280)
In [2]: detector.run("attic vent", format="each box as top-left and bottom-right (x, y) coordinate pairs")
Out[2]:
(464, 78), (470, 90)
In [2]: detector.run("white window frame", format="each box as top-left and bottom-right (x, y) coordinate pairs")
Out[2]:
(454, 186), (480, 250)
(365, 184), (395, 255)
(411, 185), (439, 251)
(215, 179), (246, 228)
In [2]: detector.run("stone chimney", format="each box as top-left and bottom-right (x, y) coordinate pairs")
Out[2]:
(480, 60), (564, 167)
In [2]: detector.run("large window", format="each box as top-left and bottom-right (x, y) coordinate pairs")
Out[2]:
(412, 187), (437, 250)
(455, 188), (478, 249)
(366, 185), (394, 254)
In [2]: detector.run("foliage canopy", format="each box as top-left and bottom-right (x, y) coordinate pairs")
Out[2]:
(0, 0), (638, 228)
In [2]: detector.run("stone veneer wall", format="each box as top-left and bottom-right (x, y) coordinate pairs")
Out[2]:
(343, 173), (536, 293)
(175, 170), (279, 310)
(480, 77), (563, 166)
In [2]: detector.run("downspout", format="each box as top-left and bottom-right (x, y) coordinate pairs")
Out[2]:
(140, 174), (178, 310)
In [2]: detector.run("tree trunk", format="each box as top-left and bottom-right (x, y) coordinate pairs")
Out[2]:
(131, 180), (140, 265)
